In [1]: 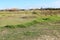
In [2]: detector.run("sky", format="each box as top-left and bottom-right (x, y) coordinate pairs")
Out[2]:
(0, 0), (60, 9)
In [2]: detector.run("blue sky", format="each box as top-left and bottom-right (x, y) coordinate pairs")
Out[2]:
(0, 0), (60, 9)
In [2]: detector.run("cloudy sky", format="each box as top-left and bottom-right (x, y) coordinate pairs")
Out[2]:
(0, 0), (60, 9)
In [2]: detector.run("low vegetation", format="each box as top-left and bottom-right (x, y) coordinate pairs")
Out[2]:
(0, 9), (60, 40)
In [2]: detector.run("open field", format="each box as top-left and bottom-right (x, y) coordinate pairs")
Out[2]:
(0, 11), (38, 27)
(0, 10), (60, 40)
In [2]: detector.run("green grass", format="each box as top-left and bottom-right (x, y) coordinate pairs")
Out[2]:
(1, 15), (60, 29)
(0, 10), (60, 40)
(0, 21), (60, 40)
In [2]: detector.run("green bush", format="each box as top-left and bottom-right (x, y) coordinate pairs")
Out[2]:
(5, 25), (15, 28)
(42, 18), (50, 20)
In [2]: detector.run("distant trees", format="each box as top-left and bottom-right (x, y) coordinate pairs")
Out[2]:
(40, 8), (60, 10)
(0, 8), (60, 12)
(0, 8), (25, 12)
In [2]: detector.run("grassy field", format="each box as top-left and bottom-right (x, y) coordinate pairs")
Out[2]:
(0, 10), (60, 40)
(0, 11), (38, 27)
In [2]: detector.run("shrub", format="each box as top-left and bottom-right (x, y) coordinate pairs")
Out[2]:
(5, 25), (15, 28)
(32, 12), (37, 14)
(42, 18), (50, 20)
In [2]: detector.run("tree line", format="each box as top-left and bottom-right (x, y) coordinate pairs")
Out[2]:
(0, 8), (60, 11)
